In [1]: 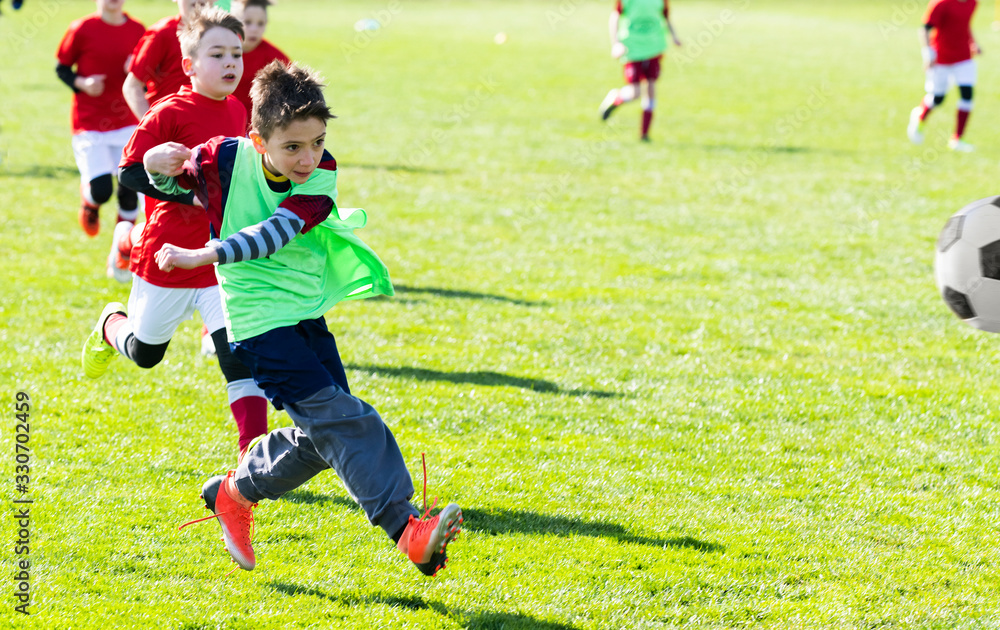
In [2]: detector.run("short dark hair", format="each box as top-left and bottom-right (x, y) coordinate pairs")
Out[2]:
(250, 61), (334, 140)
(235, 0), (273, 11)
(178, 7), (245, 58)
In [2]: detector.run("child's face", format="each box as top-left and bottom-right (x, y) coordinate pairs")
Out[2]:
(97, 0), (125, 13)
(254, 117), (327, 185)
(238, 6), (268, 52)
(184, 26), (244, 100)
(176, 0), (212, 24)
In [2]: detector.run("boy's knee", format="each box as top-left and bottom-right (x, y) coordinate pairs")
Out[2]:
(117, 183), (138, 210)
(87, 174), (114, 206)
(212, 328), (253, 382)
(128, 338), (169, 369)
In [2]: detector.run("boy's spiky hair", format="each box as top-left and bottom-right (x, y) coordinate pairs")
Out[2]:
(178, 7), (245, 58)
(250, 61), (334, 140)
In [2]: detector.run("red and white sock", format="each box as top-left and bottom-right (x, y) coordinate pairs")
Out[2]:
(955, 107), (971, 139)
(103, 313), (128, 349)
(641, 108), (654, 138)
(228, 379), (268, 453)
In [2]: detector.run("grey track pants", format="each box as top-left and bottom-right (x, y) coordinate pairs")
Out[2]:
(232, 385), (420, 539)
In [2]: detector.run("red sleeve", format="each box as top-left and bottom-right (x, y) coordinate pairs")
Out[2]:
(615, 1), (622, 13)
(56, 21), (81, 67)
(177, 136), (234, 236)
(120, 107), (170, 168)
(278, 154), (337, 233)
(664, 0), (670, 19)
(129, 28), (164, 82)
(924, 1), (943, 27)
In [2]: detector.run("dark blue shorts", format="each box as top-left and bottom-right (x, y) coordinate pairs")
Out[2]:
(231, 317), (350, 410)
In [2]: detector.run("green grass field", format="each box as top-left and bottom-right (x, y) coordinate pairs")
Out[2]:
(4, 0), (1000, 627)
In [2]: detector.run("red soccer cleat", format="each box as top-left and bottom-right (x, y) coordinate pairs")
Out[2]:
(396, 454), (462, 576)
(179, 471), (257, 571)
(79, 202), (99, 237)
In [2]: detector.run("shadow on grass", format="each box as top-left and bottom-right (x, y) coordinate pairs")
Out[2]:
(1, 164), (79, 179)
(346, 363), (621, 398)
(281, 488), (357, 509)
(342, 162), (454, 175)
(462, 507), (724, 553)
(679, 142), (852, 156)
(392, 283), (548, 307)
(270, 583), (580, 629)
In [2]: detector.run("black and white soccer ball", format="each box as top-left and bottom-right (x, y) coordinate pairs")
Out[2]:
(935, 196), (1000, 333)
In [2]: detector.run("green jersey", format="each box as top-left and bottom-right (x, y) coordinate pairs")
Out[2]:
(216, 138), (393, 341)
(618, 0), (668, 63)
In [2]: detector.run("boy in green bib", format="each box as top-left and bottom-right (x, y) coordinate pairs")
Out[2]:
(598, 0), (682, 141)
(143, 61), (463, 576)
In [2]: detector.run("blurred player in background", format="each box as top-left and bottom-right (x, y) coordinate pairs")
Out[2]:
(598, 0), (681, 142)
(56, 0), (145, 247)
(231, 0), (289, 119)
(123, 0), (212, 120)
(82, 8), (269, 462)
(907, 0), (979, 152)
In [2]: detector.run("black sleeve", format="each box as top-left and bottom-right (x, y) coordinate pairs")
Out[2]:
(56, 64), (78, 92)
(118, 163), (196, 204)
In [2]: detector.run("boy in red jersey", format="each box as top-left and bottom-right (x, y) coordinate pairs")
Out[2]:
(81, 8), (269, 462)
(145, 61), (463, 576)
(907, 0), (979, 151)
(123, 0), (212, 119)
(231, 0), (289, 118)
(56, 0), (145, 243)
(598, 0), (681, 141)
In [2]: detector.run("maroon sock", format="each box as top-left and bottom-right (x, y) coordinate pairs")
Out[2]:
(641, 109), (653, 138)
(919, 103), (932, 122)
(231, 395), (268, 452)
(103, 313), (128, 348)
(956, 109), (971, 138)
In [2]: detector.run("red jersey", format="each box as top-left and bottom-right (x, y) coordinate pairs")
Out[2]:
(120, 86), (247, 288)
(56, 13), (145, 134)
(128, 15), (188, 107)
(232, 40), (290, 119)
(925, 0), (977, 65)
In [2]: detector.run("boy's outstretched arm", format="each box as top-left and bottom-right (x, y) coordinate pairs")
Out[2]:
(155, 209), (307, 272)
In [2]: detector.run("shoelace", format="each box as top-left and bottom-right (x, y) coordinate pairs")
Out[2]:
(178, 503), (256, 543)
(417, 452), (438, 520)
(88, 343), (114, 365)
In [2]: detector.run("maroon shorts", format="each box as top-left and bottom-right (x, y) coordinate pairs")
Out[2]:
(623, 55), (662, 84)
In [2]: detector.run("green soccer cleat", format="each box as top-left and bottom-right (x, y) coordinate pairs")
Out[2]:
(81, 302), (125, 379)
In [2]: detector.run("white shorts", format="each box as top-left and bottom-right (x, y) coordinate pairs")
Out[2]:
(71, 125), (135, 184)
(126, 275), (225, 345)
(925, 59), (977, 95)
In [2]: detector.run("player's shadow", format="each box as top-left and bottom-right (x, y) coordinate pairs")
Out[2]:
(281, 488), (358, 508)
(685, 142), (851, 156)
(269, 583), (581, 629)
(1, 164), (79, 179)
(343, 162), (454, 176)
(391, 283), (548, 307)
(346, 363), (621, 398)
(462, 507), (723, 553)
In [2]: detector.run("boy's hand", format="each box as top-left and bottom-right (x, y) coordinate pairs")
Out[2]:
(155, 244), (216, 272)
(144, 142), (193, 177)
(75, 74), (106, 97)
(611, 42), (627, 59)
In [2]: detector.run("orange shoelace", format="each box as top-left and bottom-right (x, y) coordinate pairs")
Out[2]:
(418, 452), (438, 520)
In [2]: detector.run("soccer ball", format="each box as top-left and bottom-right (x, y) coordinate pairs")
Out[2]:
(935, 195), (1000, 332)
